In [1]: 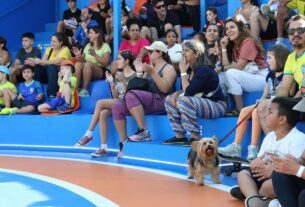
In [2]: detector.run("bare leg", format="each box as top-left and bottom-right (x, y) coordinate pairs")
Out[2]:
(57, 20), (64, 33)
(113, 119), (128, 142)
(129, 105), (147, 130)
(259, 179), (276, 198)
(61, 83), (71, 104)
(75, 62), (84, 89)
(233, 95), (244, 111)
(99, 109), (112, 144)
(249, 12), (269, 39)
(234, 105), (255, 144)
(3, 88), (17, 107)
(16, 105), (35, 114)
(38, 103), (52, 112)
(250, 108), (262, 146)
(238, 170), (259, 197)
(82, 62), (104, 90)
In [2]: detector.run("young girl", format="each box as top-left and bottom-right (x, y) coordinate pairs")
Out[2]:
(75, 50), (136, 157)
(165, 29), (182, 73)
(203, 7), (223, 34)
(218, 44), (291, 160)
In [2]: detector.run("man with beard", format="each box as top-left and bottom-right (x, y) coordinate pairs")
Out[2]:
(279, 14), (305, 97)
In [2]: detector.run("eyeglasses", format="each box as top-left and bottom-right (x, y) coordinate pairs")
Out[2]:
(155, 4), (165, 9)
(288, 27), (305, 35)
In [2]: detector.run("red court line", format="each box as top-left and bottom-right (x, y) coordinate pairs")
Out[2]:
(0, 156), (243, 207)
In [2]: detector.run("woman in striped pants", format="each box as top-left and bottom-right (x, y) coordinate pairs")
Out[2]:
(163, 40), (226, 146)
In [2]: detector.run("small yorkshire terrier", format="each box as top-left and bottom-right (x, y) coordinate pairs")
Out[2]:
(187, 136), (220, 186)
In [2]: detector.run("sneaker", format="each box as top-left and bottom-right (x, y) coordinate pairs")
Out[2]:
(56, 103), (71, 112)
(230, 186), (245, 200)
(268, 199), (281, 207)
(218, 143), (241, 157)
(275, 37), (284, 45)
(129, 128), (152, 142)
(245, 195), (272, 207)
(78, 89), (89, 97)
(247, 145), (259, 161)
(182, 138), (198, 146)
(75, 136), (93, 147)
(0, 107), (17, 115)
(64, 18), (78, 29)
(91, 148), (108, 157)
(163, 136), (188, 145)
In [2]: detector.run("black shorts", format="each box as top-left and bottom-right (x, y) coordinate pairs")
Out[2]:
(260, 19), (277, 40)
(247, 169), (268, 189)
(12, 97), (34, 109)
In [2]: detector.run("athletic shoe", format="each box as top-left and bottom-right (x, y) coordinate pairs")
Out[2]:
(218, 143), (242, 157)
(78, 89), (89, 97)
(56, 103), (71, 112)
(91, 148), (108, 157)
(0, 107), (17, 115)
(63, 18), (78, 29)
(247, 145), (259, 161)
(163, 136), (188, 144)
(75, 136), (93, 147)
(230, 186), (245, 200)
(245, 195), (272, 207)
(129, 128), (152, 142)
(268, 199), (281, 207)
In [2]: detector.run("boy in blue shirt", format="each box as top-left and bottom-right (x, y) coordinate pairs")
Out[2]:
(0, 65), (43, 114)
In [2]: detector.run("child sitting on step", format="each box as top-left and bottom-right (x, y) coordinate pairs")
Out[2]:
(0, 66), (17, 111)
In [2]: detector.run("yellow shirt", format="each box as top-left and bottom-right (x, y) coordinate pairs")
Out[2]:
(0, 81), (17, 105)
(284, 51), (305, 88)
(83, 43), (111, 66)
(287, 0), (305, 15)
(44, 47), (72, 61)
(59, 76), (77, 107)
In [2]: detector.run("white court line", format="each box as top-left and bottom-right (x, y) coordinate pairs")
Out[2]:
(0, 168), (119, 207)
(0, 153), (232, 193)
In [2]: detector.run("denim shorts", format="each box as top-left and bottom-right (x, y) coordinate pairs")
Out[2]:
(46, 97), (65, 110)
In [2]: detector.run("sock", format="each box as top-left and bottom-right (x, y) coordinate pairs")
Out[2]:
(100, 144), (108, 150)
(84, 130), (93, 138)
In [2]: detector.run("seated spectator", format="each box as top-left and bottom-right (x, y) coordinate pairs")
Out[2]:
(0, 36), (12, 67)
(148, 0), (182, 43)
(73, 7), (99, 49)
(74, 51), (137, 156)
(163, 40), (226, 146)
(203, 7), (224, 33)
(112, 41), (177, 157)
(38, 60), (77, 112)
(9, 32), (42, 84)
(231, 97), (305, 206)
(165, 29), (182, 73)
(219, 18), (268, 115)
(203, 23), (221, 67)
(89, 0), (111, 33)
(57, 0), (81, 37)
(0, 66), (17, 110)
(218, 44), (291, 161)
(235, 0), (277, 40)
(30, 33), (72, 97)
(0, 65), (43, 115)
(73, 26), (111, 96)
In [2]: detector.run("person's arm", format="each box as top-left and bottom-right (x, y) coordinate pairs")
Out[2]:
(13, 59), (23, 70)
(150, 27), (159, 42)
(0, 52), (10, 65)
(174, 25), (182, 43)
(223, 58), (249, 71)
(261, 82), (269, 99)
(277, 74), (294, 97)
(93, 51), (111, 67)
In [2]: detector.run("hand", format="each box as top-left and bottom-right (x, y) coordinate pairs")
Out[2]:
(170, 92), (179, 108)
(277, 5), (288, 19)
(88, 48), (96, 56)
(105, 71), (114, 84)
(143, 63), (154, 75)
(35, 94), (43, 101)
(115, 71), (124, 82)
(24, 59), (35, 66)
(58, 71), (63, 78)
(215, 66), (221, 74)
(269, 153), (300, 175)
(251, 162), (273, 181)
(179, 56), (188, 73)
(33, 58), (41, 65)
(207, 47), (216, 56)
(134, 58), (144, 73)
(18, 94), (24, 100)
(220, 36), (229, 49)
(213, 41), (221, 56)
(250, 158), (265, 170)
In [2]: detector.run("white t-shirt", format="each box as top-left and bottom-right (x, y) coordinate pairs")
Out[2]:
(168, 43), (182, 64)
(258, 127), (305, 158)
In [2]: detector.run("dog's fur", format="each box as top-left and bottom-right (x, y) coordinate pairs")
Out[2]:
(187, 136), (220, 185)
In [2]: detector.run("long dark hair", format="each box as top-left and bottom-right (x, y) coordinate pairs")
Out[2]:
(206, 7), (220, 23)
(183, 40), (212, 68)
(52, 32), (70, 48)
(88, 26), (105, 49)
(120, 50), (136, 71)
(0, 36), (8, 51)
(268, 45), (290, 72)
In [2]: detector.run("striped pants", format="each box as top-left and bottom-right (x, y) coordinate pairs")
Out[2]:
(165, 95), (226, 135)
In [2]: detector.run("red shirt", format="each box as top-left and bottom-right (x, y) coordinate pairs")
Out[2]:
(119, 38), (150, 63)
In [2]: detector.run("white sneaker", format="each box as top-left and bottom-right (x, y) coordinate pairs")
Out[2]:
(218, 143), (241, 157)
(247, 145), (259, 161)
(268, 199), (281, 207)
(78, 89), (89, 97)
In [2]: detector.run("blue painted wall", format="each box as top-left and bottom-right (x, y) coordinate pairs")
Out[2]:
(0, 0), (56, 51)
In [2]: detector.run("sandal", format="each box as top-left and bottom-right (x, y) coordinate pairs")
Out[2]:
(224, 110), (240, 117)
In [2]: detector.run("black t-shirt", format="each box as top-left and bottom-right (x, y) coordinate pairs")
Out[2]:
(265, 71), (283, 98)
(16, 47), (41, 64)
(147, 11), (180, 38)
(63, 8), (81, 22)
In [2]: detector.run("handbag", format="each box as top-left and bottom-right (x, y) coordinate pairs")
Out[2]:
(126, 77), (150, 92)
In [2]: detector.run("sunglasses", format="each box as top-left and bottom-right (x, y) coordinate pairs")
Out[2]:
(155, 4), (165, 9)
(288, 27), (305, 35)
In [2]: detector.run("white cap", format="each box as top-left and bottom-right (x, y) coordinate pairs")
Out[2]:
(145, 41), (168, 53)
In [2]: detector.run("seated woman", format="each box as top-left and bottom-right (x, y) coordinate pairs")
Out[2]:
(74, 50), (136, 157)
(112, 41), (177, 157)
(218, 44), (291, 160)
(31, 33), (71, 97)
(73, 26), (111, 96)
(203, 23), (221, 67)
(0, 36), (12, 67)
(163, 40), (226, 146)
(219, 18), (268, 115)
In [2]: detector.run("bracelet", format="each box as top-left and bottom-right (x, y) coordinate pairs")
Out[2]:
(222, 48), (227, 52)
(180, 72), (187, 77)
(296, 165), (305, 178)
